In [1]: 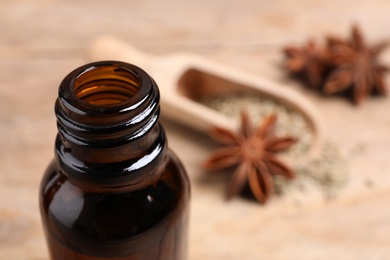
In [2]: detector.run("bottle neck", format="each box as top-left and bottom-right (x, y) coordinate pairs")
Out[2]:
(54, 61), (167, 189)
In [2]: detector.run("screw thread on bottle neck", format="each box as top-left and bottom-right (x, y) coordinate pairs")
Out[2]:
(54, 61), (167, 187)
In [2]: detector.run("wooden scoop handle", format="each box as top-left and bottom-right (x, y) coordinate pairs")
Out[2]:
(89, 36), (158, 70)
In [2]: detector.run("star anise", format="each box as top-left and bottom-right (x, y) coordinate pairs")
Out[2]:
(283, 39), (327, 88)
(324, 25), (389, 104)
(203, 110), (297, 204)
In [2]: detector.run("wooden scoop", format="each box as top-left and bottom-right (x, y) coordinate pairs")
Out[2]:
(89, 36), (322, 156)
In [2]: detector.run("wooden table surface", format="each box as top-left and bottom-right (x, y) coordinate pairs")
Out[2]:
(1, 1), (390, 259)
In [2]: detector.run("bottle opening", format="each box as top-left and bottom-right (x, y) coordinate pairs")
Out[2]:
(74, 65), (140, 106)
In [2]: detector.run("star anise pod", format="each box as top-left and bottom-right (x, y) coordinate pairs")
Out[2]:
(324, 25), (389, 104)
(203, 110), (297, 204)
(283, 39), (327, 88)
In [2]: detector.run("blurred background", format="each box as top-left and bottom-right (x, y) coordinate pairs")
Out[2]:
(1, 0), (390, 259)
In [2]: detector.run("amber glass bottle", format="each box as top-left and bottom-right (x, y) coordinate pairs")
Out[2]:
(39, 61), (190, 260)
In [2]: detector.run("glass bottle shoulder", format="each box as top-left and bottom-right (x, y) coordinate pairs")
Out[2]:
(39, 150), (189, 244)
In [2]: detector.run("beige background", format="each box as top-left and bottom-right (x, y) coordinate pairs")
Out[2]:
(1, 0), (390, 259)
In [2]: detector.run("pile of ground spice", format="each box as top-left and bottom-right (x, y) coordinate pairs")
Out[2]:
(201, 93), (348, 199)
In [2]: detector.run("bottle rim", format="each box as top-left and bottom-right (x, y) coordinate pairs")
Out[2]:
(59, 60), (153, 115)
